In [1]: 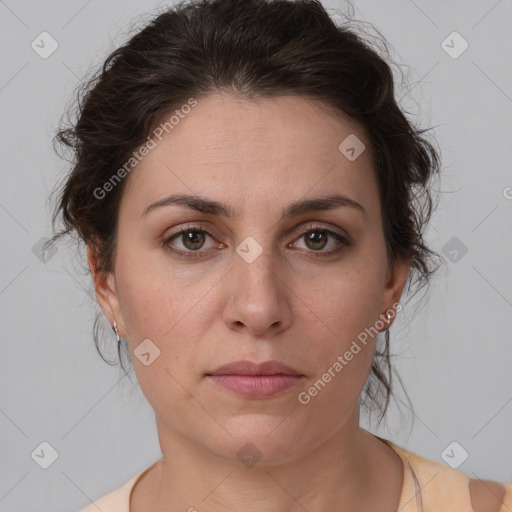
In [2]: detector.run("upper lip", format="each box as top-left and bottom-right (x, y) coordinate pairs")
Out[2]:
(206, 360), (304, 376)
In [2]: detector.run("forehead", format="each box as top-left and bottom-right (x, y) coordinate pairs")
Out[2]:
(121, 92), (378, 220)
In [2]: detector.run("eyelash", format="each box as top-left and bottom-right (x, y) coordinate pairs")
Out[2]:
(163, 223), (351, 260)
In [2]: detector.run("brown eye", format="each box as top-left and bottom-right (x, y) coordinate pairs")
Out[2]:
(181, 230), (206, 250)
(164, 227), (219, 257)
(291, 226), (350, 258)
(304, 230), (329, 250)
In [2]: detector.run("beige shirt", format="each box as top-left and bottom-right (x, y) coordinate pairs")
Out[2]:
(79, 438), (512, 511)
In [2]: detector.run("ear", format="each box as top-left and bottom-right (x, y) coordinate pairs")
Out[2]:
(379, 255), (411, 329)
(87, 244), (126, 338)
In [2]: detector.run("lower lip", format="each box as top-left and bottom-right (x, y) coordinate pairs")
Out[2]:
(206, 375), (304, 398)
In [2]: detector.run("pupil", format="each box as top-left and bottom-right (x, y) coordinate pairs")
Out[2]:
(308, 231), (326, 250)
(185, 231), (204, 249)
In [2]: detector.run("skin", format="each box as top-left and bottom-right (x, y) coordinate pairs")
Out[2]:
(89, 91), (412, 512)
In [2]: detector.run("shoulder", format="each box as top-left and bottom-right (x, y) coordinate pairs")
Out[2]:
(77, 460), (160, 512)
(77, 473), (140, 512)
(469, 478), (512, 512)
(383, 439), (512, 511)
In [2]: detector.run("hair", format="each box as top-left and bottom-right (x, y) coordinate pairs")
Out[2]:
(49, 0), (443, 426)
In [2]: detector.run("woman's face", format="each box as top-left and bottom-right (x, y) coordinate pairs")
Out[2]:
(91, 92), (410, 463)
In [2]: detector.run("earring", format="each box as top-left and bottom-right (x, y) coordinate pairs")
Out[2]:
(384, 312), (391, 354)
(112, 320), (121, 343)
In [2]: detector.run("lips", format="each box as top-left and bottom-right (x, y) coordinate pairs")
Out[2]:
(205, 360), (305, 398)
(206, 359), (304, 377)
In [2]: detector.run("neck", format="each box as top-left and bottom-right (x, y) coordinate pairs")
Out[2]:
(131, 410), (403, 512)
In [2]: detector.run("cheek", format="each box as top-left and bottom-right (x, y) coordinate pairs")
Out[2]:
(300, 264), (384, 390)
(114, 264), (207, 412)
(114, 244), (191, 336)
(116, 272), (166, 340)
(114, 251), (217, 371)
(300, 296), (380, 419)
(312, 264), (384, 336)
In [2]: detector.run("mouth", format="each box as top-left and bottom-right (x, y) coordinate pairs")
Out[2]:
(206, 359), (304, 377)
(205, 360), (305, 398)
(205, 374), (305, 398)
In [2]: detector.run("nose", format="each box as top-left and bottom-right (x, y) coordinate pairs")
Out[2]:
(222, 245), (293, 337)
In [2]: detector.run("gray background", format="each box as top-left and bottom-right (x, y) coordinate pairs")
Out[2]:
(0, 0), (511, 510)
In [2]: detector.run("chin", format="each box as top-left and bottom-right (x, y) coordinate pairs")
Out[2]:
(208, 414), (306, 465)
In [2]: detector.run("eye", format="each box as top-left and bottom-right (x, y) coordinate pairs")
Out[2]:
(163, 226), (221, 258)
(163, 223), (351, 260)
(291, 225), (350, 257)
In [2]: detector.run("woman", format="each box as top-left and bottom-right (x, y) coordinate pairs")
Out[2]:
(49, 0), (512, 510)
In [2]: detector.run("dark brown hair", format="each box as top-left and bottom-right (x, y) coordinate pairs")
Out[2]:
(50, 0), (443, 425)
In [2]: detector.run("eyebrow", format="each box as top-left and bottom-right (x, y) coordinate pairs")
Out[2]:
(141, 193), (366, 220)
